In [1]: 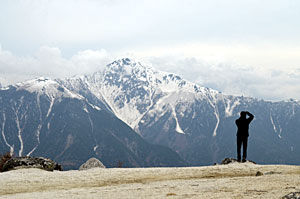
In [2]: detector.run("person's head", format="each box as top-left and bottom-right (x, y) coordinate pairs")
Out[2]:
(240, 111), (247, 118)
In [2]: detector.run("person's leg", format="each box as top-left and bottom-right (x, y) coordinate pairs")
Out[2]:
(242, 137), (248, 162)
(237, 136), (242, 162)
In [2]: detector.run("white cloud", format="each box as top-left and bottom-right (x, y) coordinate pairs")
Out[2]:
(1, 45), (300, 101)
(140, 55), (300, 101)
(0, 46), (113, 85)
(129, 42), (300, 70)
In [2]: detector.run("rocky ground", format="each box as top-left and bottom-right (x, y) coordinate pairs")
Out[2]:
(0, 162), (299, 199)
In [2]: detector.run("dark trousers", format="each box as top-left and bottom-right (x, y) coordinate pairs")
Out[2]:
(237, 136), (248, 160)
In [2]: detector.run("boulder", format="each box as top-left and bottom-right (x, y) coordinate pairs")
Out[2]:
(255, 171), (263, 176)
(79, 158), (105, 170)
(2, 157), (62, 172)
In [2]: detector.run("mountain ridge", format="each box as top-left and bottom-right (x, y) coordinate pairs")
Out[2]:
(60, 58), (300, 165)
(0, 73), (187, 169)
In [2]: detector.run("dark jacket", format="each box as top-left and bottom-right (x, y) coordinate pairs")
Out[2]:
(235, 112), (254, 137)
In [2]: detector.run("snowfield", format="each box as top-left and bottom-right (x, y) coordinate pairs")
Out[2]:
(0, 163), (299, 199)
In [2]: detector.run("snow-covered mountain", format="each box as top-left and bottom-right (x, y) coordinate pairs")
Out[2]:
(60, 58), (300, 165)
(0, 76), (186, 169)
(1, 58), (299, 167)
(61, 58), (220, 130)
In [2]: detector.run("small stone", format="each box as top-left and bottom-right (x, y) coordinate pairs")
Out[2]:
(79, 158), (105, 170)
(256, 171), (263, 176)
(221, 158), (238, 164)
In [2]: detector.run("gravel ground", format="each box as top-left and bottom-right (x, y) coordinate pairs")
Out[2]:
(0, 162), (299, 199)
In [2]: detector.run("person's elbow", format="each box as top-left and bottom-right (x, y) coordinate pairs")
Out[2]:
(249, 115), (254, 121)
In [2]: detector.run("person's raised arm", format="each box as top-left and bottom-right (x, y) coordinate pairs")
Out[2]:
(246, 112), (254, 122)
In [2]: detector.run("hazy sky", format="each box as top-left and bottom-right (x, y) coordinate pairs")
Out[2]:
(1, 0), (300, 100)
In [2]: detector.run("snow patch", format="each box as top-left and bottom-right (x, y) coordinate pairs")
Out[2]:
(205, 93), (220, 137)
(123, 64), (132, 75)
(93, 145), (99, 152)
(15, 77), (83, 100)
(12, 99), (26, 157)
(1, 113), (14, 155)
(88, 102), (101, 111)
(170, 104), (185, 134)
(27, 95), (44, 156)
(0, 86), (10, 90)
(270, 114), (277, 133)
(225, 99), (240, 117)
(46, 97), (55, 118)
(83, 107), (89, 113)
(270, 113), (282, 139)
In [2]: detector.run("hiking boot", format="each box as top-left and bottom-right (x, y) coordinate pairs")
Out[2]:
(242, 158), (247, 163)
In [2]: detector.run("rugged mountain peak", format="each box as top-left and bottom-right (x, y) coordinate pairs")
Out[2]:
(106, 58), (146, 72)
(103, 58), (218, 95)
(14, 77), (83, 100)
(59, 58), (224, 131)
(103, 58), (156, 85)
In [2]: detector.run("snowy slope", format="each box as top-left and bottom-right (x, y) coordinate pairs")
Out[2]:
(62, 58), (226, 135)
(14, 77), (83, 100)
(0, 75), (186, 169)
(0, 77), (86, 158)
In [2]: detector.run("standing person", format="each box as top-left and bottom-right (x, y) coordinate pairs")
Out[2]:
(235, 111), (254, 162)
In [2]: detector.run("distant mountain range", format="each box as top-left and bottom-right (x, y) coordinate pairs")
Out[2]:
(1, 58), (299, 169)
(0, 77), (186, 170)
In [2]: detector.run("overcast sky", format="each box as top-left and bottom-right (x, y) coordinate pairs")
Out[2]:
(1, 0), (300, 101)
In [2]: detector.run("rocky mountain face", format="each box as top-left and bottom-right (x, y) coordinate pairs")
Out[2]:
(0, 77), (186, 170)
(60, 58), (300, 166)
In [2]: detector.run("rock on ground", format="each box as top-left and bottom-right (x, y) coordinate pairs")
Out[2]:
(79, 158), (105, 170)
(2, 157), (62, 172)
(283, 192), (300, 199)
(221, 158), (256, 165)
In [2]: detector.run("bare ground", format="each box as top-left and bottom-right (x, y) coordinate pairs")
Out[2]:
(0, 162), (299, 199)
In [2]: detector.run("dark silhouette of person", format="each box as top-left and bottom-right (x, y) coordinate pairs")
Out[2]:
(235, 111), (254, 162)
